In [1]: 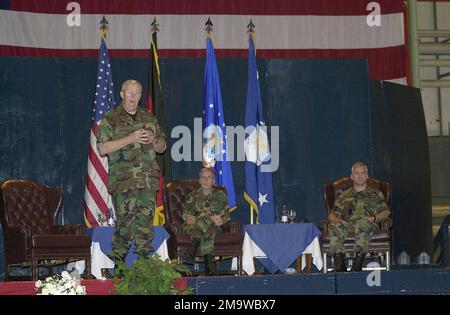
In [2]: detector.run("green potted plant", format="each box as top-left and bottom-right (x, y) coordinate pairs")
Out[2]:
(114, 255), (192, 295)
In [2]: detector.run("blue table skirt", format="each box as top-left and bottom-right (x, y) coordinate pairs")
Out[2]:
(86, 226), (170, 267)
(243, 223), (321, 273)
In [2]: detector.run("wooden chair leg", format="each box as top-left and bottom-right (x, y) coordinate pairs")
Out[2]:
(215, 256), (220, 273)
(296, 255), (303, 273)
(5, 265), (10, 281)
(85, 258), (92, 278)
(305, 254), (312, 273)
(297, 254), (313, 273)
(238, 256), (242, 276)
(31, 260), (38, 281)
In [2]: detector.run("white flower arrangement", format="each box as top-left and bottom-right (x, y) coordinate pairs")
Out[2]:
(35, 271), (86, 295)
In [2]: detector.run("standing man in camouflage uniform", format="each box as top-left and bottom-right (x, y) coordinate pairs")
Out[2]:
(182, 168), (230, 275)
(328, 162), (390, 272)
(97, 79), (166, 266)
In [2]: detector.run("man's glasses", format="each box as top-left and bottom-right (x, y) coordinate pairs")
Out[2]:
(123, 90), (142, 96)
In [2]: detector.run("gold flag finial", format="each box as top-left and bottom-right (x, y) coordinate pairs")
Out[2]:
(247, 18), (255, 35)
(205, 17), (213, 36)
(151, 17), (159, 33)
(100, 16), (109, 39)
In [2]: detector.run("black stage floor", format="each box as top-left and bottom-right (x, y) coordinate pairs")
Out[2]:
(186, 268), (450, 295)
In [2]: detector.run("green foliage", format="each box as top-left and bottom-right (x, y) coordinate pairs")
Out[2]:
(114, 255), (193, 295)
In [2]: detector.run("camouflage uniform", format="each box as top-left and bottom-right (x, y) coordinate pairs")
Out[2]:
(329, 187), (389, 254)
(182, 187), (230, 256)
(97, 104), (165, 261)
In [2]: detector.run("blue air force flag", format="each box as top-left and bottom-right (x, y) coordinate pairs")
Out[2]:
(203, 37), (237, 210)
(244, 35), (276, 224)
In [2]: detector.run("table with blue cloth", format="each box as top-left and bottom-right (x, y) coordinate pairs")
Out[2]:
(85, 226), (171, 279)
(242, 223), (323, 275)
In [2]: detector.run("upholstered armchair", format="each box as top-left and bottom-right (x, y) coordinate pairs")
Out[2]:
(0, 179), (92, 281)
(320, 177), (393, 272)
(164, 179), (243, 274)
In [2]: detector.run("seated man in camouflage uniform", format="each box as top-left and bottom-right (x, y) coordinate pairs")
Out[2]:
(328, 161), (390, 272)
(97, 79), (166, 268)
(182, 168), (230, 275)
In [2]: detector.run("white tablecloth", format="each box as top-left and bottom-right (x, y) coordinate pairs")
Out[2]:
(69, 240), (169, 279)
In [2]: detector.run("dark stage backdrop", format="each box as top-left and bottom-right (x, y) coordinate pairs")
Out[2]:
(0, 57), (371, 225)
(266, 59), (372, 221)
(370, 81), (432, 258)
(0, 57), (431, 278)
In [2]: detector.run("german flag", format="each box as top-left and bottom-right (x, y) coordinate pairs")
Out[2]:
(146, 20), (172, 226)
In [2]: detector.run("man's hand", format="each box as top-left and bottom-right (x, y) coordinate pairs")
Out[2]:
(153, 138), (166, 153)
(328, 212), (339, 224)
(367, 214), (376, 223)
(211, 214), (224, 226)
(145, 130), (155, 144)
(328, 212), (346, 224)
(130, 129), (153, 145)
(186, 215), (196, 225)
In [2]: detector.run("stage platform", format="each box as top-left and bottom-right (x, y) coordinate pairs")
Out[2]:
(0, 268), (448, 295)
(186, 268), (450, 295)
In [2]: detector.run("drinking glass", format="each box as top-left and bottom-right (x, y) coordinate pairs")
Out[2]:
(288, 209), (296, 223)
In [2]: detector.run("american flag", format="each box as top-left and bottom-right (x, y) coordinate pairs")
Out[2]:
(83, 37), (116, 227)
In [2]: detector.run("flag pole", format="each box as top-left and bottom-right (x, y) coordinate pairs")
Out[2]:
(151, 17), (161, 88)
(100, 15), (113, 224)
(248, 19), (255, 225)
(244, 18), (276, 224)
(148, 17), (168, 226)
(203, 16), (213, 169)
(84, 15), (116, 227)
(202, 17), (237, 210)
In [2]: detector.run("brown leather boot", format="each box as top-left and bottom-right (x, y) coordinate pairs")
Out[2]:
(333, 253), (347, 272)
